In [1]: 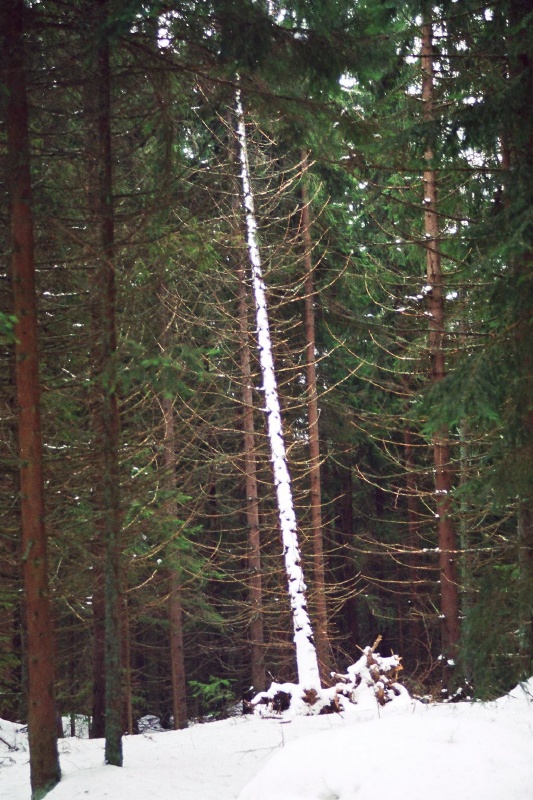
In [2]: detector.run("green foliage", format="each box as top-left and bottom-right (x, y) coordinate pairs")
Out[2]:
(460, 565), (527, 699)
(0, 313), (17, 346)
(215, 0), (275, 70)
(189, 675), (234, 716)
(120, 343), (208, 400)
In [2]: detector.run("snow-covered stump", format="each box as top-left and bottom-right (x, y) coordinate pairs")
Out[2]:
(235, 88), (321, 695)
(246, 682), (341, 718)
(331, 637), (406, 708)
(246, 638), (408, 718)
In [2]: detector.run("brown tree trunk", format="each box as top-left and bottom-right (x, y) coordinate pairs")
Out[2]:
(404, 426), (422, 666)
(335, 460), (359, 646)
(90, 550), (106, 738)
(3, 1), (61, 794)
(85, 0), (122, 765)
(300, 161), (332, 681)
(161, 394), (189, 729)
(236, 262), (266, 692)
(121, 596), (133, 735)
(421, 22), (460, 671)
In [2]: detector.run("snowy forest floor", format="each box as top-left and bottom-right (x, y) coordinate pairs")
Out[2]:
(2, 681), (533, 800)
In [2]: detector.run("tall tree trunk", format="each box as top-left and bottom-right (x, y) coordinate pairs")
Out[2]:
(421, 22), (460, 673)
(236, 263), (266, 692)
(161, 393), (189, 729)
(3, 1), (61, 795)
(404, 426), (422, 668)
(300, 160), (332, 682)
(235, 89), (321, 689)
(90, 551), (106, 738)
(333, 459), (359, 647)
(121, 596), (133, 735)
(85, 0), (122, 765)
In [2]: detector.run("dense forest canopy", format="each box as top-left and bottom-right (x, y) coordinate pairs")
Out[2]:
(1, 0), (532, 793)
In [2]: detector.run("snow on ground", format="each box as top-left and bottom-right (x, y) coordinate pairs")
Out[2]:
(2, 681), (533, 800)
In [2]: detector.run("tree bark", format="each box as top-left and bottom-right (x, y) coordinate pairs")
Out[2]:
(235, 88), (321, 689)
(421, 22), (460, 670)
(161, 394), (189, 729)
(90, 551), (106, 738)
(121, 596), (133, 735)
(403, 426), (423, 666)
(300, 161), (332, 682)
(3, 1), (61, 795)
(236, 264), (266, 692)
(85, 0), (123, 765)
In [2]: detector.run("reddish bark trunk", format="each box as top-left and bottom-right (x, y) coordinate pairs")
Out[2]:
(236, 266), (266, 692)
(228, 106), (266, 692)
(90, 553), (106, 738)
(85, 64), (106, 742)
(404, 427), (423, 666)
(300, 164), (332, 681)
(162, 395), (188, 729)
(421, 22), (460, 668)
(168, 570), (188, 729)
(336, 461), (359, 646)
(4, 1), (61, 794)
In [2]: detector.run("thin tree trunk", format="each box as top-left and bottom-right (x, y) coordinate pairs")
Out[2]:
(168, 569), (188, 729)
(404, 426), (422, 666)
(300, 161), (332, 682)
(86, 0), (122, 765)
(4, 1), (61, 795)
(161, 394), (188, 729)
(235, 89), (321, 689)
(335, 460), (359, 646)
(421, 22), (460, 672)
(121, 596), (133, 735)
(236, 264), (266, 692)
(90, 553), (106, 738)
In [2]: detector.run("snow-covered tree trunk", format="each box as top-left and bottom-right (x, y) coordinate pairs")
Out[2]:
(235, 88), (321, 690)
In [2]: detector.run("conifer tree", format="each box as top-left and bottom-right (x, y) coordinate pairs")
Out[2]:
(300, 157), (332, 682)
(3, 0), (61, 795)
(84, 0), (123, 765)
(421, 18), (460, 676)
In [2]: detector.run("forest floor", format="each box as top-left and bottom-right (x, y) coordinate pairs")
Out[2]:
(2, 679), (532, 800)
